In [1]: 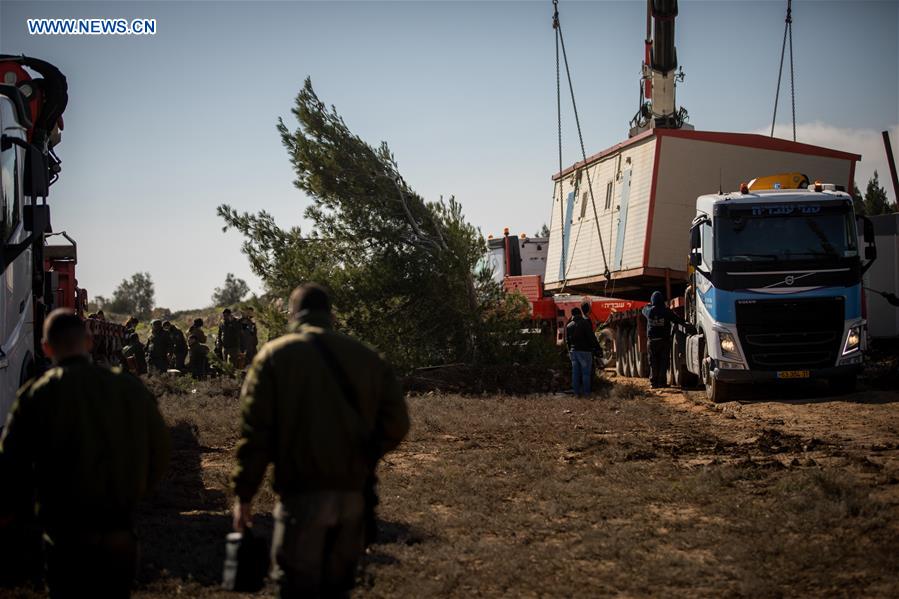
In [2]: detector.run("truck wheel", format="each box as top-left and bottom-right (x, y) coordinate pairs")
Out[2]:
(614, 328), (625, 376)
(598, 329), (615, 369)
(623, 327), (635, 377)
(667, 341), (677, 386)
(628, 326), (639, 378)
(634, 331), (648, 378)
(673, 332), (697, 389)
(669, 335), (680, 387)
(703, 345), (731, 403)
(828, 375), (857, 395)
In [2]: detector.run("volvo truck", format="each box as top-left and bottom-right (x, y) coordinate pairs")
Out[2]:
(680, 182), (876, 401)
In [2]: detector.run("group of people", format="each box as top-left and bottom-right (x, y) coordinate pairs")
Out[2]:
(119, 308), (259, 379)
(566, 291), (693, 394)
(0, 284), (410, 597)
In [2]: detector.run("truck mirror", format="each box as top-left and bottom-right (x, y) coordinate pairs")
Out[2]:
(862, 216), (875, 243)
(24, 144), (50, 198)
(858, 215), (878, 273)
(865, 245), (877, 260)
(689, 225), (701, 250)
(24, 204), (50, 234)
(689, 251), (702, 267)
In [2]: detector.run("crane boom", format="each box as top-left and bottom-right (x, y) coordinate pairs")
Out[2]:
(630, 0), (689, 136)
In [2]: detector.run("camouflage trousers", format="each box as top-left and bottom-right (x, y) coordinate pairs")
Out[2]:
(271, 491), (365, 598)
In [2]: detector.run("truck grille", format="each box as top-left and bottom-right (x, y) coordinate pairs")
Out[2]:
(735, 297), (844, 371)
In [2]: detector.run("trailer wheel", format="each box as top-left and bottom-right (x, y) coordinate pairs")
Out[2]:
(634, 332), (648, 378)
(622, 326), (634, 377)
(598, 329), (615, 368)
(614, 328), (625, 376)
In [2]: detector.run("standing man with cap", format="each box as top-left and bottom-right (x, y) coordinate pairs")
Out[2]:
(188, 318), (207, 344)
(165, 321), (188, 371)
(217, 308), (242, 367)
(239, 309), (259, 364)
(566, 307), (602, 396)
(0, 309), (170, 597)
(122, 332), (148, 376)
(147, 319), (172, 373)
(641, 291), (691, 388)
(232, 283), (409, 597)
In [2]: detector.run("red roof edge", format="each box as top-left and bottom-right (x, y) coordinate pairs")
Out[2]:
(552, 129), (655, 181)
(552, 128), (862, 181)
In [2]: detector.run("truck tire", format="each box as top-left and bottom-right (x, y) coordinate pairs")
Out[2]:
(672, 332), (697, 389)
(598, 328), (615, 369)
(828, 375), (857, 395)
(614, 328), (625, 376)
(623, 326), (635, 377)
(670, 334), (681, 387)
(702, 344), (731, 403)
(667, 341), (677, 387)
(634, 329), (648, 378)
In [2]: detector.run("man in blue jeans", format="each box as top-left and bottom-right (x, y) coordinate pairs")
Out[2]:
(566, 307), (602, 396)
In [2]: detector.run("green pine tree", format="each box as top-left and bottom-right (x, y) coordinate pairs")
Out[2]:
(863, 171), (895, 215)
(852, 182), (865, 215)
(217, 78), (538, 370)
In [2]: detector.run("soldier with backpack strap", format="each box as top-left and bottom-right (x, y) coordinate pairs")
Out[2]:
(231, 284), (409, 597)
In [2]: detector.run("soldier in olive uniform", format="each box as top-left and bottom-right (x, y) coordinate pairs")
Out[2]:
(186, 334), (210, 380)
(217, 309), (242, 367)
(123, 316), (138, 337)
(0, 309), (170, 597)
(164, 321), (188, 371)
(146, 320), (172, 373)
(239, 309), (259, 363)
(122, 332), (148, 376)
(232, 284), (409, 597)
(188, 318), (207, 344)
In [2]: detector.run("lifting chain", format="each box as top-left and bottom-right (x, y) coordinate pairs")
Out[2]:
(552, 0), (611, 292)
(771, 0), (797, 141)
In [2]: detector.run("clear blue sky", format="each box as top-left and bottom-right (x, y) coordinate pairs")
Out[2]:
(2, 0), (897, 309)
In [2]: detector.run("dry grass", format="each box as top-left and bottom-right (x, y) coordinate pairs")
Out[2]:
(3, 375), (897, 597)
(360, 393), (898, 598)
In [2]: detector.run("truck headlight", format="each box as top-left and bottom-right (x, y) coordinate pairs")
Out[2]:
(843, 326), (861, 355)
(719, 331), (737, 356)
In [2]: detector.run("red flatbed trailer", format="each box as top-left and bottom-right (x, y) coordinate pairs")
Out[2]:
(503, 274), (647, 356)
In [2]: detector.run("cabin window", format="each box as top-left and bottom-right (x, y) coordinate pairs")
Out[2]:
(604, 181), (613, 210)
(701, 221), (713, 268)
(579, 192), (589, 219)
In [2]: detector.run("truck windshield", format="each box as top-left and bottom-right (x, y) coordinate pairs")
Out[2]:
(716, 208), (857, 263)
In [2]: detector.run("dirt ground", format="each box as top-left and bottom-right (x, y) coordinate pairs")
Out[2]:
(5, 372), (898, 598)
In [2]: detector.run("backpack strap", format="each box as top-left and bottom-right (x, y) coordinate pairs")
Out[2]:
(307, 333), (361, 415)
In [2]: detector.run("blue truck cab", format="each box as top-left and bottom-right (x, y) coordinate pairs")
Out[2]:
(682, 183), (877, 402)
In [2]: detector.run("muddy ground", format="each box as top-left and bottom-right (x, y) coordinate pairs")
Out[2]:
(4, 373), (898, 598)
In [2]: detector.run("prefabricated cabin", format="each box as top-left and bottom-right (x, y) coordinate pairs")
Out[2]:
(545, 128), (861, 299)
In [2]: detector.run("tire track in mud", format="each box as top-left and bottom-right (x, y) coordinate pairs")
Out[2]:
(631, 376), (899, 502)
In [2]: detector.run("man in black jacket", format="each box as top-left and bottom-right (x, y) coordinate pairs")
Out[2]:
(566, 307), (601, 396)
(641, 291), (691, 388)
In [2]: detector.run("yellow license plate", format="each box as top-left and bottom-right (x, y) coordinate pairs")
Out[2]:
(777, 370), (810, 379)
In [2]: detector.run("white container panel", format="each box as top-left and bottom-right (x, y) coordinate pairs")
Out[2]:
(545, 137), (656, 285)
(649, 136), (856, 271)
